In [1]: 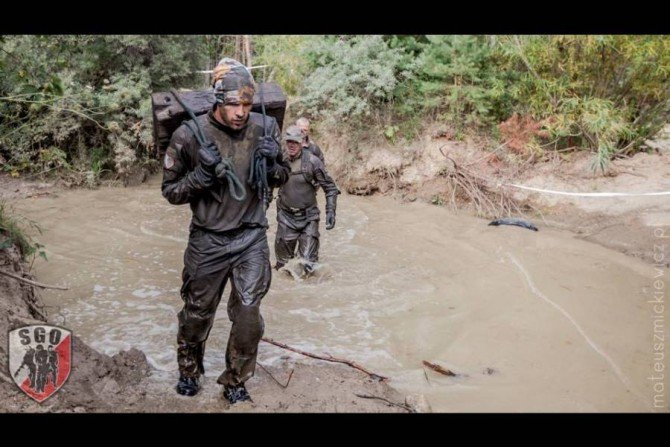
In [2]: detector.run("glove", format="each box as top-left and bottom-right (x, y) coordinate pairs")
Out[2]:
(256, 135), (279, 160)
(198, 143), (222, 173)
(325, 194), (337, 230)
(191, 164), (216, 189)
(214, 162), (229, 181)
(325, 210), (336, 230)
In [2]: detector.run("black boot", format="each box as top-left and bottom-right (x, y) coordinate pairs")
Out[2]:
(303, 262), (315, 277)
(223, 384), (252, 404)
(175, 376), (200, 396)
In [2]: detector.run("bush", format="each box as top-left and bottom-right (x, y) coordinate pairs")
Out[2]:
(295, 34), (670, 169)
(1, 35), (668, 177)
(496, 35), (670, 168)
(411, 35), (511, 129)
(252, 35), (316, 96)
(0, 203), (46, 261)
(299, 36), (410, 126)
(0, 35), (206, 181)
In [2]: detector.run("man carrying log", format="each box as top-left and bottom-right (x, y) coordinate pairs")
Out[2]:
(161, 58), (290, 403)
(274, 125), (340, 276)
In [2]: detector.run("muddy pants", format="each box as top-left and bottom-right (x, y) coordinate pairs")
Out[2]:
(274, 209), (320, 267)
(177, 226), (271, 386)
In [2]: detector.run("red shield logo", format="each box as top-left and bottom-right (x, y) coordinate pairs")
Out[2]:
(8, 325), (72, 403)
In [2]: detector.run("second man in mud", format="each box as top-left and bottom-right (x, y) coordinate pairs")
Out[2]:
(274, 125), (340, 275)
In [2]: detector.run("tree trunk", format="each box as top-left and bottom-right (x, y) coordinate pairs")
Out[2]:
(243, 35), (252, 68)
(234, 35), (242, 61)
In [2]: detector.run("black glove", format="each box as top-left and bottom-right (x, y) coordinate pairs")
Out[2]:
(198, 143), (222, 173)
(256, 135), (279, 160)
(191, 164), (216, 189)
(325, 210), (336, 230)
(325, 194), (337, 230)
(214, 162), (229, 180)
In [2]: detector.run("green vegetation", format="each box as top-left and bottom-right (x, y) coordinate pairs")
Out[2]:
(0, 203), (46, 261)
(1, 35), (668, 179)
(297, 35), (670, 170)
(0, 35), (206, 183)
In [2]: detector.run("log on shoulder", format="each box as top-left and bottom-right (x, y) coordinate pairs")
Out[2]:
(151, 82), (286, 158)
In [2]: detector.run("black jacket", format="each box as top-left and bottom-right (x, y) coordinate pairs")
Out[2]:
(162, 110), (290, 232)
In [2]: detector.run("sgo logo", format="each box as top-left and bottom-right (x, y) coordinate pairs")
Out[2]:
(8, 325), (72, 402)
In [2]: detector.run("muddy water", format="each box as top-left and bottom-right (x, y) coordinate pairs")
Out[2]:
(13, 176), (666, 412)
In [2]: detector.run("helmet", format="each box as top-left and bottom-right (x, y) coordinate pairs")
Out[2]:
(212, 58), (255, 105)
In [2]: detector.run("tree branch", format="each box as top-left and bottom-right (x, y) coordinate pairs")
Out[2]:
(261, 337), (388, 382)
(257, 362), (294, 389)
(0, 269), (69, 290)
(354, 393), (415, 413)
(422, 360), (457, 377)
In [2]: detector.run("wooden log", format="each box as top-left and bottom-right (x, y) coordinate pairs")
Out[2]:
(422, 360), (457, 377)
(151, 82), (287, 158)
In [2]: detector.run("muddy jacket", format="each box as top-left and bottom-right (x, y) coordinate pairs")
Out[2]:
(277, 148), (339, 221)
(162, 110), (290, 233)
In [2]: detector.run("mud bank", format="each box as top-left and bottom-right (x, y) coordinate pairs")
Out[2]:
(317, 125), (670, 265)
(0, 242), (151, 413)
(508, 151), (670, 265)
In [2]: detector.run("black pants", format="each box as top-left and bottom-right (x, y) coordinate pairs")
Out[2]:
(177, 226), (271, 386)
(274, 209), (320, 267)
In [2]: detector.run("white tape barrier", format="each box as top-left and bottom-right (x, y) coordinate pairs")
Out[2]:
(508, 184), (670, 197)
(507, 253), (647, 405)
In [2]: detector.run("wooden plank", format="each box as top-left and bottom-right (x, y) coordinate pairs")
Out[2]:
(151, 82), (287, 158)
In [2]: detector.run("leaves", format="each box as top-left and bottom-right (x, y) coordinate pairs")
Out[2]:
(300, 36), (407, 123)
(0, 204), (45, 261)
(1, 35), (668, 177)
(0, 35), (206, 180)
(49, 75), (64, 96)
(383, 125), (399, 143)
(35, 242), (48, 262)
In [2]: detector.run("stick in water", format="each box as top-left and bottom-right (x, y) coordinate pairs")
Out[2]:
(261, 337), (388, 381)
(0, 269), (69, 290)
(422, 360), (457, 377)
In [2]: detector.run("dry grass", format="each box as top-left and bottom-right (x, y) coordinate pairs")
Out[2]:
(437, 147), (531, 219)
